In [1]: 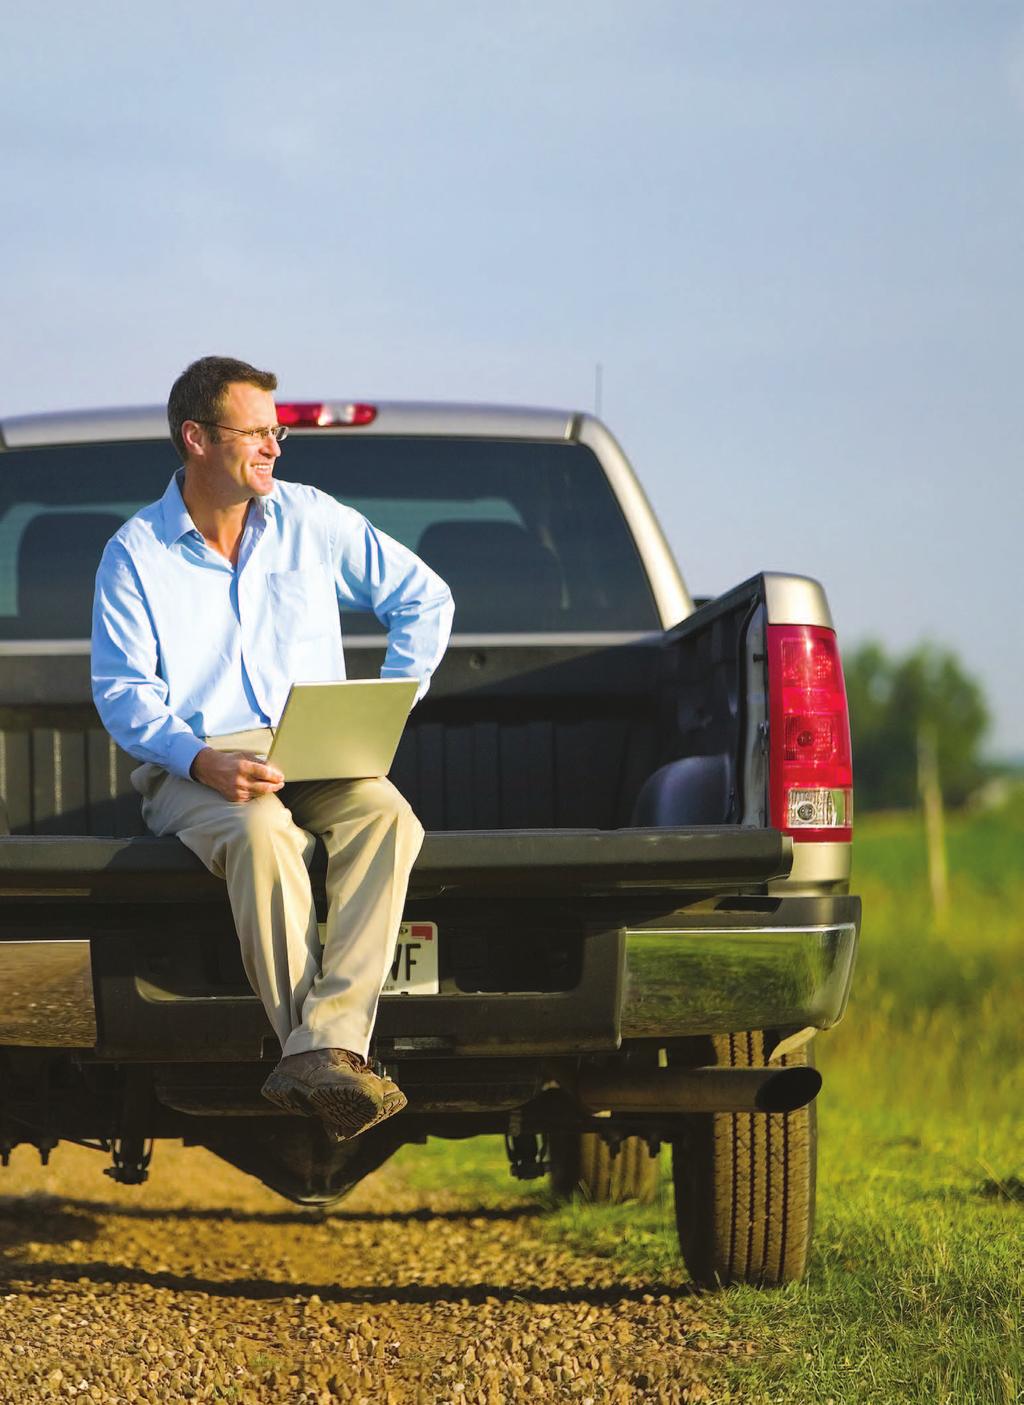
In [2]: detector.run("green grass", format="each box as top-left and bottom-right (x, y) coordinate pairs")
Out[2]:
(397, 798), (1024, 1403)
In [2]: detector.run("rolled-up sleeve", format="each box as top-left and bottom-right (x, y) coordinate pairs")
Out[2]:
(331, 505), (454, 701)
(91, 540), (207, 778)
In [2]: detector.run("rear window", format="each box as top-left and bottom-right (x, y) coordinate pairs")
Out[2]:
(0, 435), (659, 639)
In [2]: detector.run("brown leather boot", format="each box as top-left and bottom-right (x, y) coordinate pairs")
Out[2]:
(261, 1048), (407, 1140)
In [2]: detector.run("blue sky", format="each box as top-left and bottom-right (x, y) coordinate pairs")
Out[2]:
(3, 2), (1022, 753)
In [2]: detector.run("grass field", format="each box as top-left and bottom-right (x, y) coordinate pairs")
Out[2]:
(398, 798), (1024, 1403)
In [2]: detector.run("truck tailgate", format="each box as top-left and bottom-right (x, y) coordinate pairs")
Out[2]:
(0, 827), (791, 902)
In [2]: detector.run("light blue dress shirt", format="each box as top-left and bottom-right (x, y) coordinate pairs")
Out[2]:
(91, 471), (454, 779)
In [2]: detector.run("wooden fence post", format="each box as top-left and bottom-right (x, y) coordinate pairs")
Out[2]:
(917, 722), (949, 928)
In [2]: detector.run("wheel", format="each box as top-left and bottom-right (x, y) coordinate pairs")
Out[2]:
(670, 1031), (817, 1287)
(549, 1131), (660, 1204)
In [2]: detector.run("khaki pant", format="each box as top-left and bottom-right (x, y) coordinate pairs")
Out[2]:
(132, 760), (424, 1060)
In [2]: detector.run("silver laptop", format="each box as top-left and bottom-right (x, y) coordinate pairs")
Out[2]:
(267, 679), (418, 782)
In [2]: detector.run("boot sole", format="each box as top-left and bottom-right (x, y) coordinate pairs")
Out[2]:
(315, 1083), (408, 1141)
(261, 1072), (407, 1141)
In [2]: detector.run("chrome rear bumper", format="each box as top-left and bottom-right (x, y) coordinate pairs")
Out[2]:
(0, 919), (858, 1053)
(620, 922), (858, 1039)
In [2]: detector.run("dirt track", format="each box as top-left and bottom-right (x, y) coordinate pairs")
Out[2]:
(0, 1139), (724, 1403)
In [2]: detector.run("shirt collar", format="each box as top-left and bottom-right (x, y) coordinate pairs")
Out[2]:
(157, 470), (198, 545)
(157, 470), (280, 545)
(251, 484), (281, 527)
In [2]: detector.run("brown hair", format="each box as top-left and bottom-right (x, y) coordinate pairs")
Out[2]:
(167, 356), (278, 459)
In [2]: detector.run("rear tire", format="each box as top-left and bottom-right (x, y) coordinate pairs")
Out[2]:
(549, 1132), (660, 1204)
(671, 1031), (817, 1287)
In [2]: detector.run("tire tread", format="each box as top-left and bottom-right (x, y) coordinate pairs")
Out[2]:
(672, 1031), (817, 1287)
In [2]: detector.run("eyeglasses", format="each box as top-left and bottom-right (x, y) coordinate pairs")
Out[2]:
(197, 421), (289, 443)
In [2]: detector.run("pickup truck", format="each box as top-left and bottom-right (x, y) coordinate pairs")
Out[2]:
(0, 400), (859, 1288)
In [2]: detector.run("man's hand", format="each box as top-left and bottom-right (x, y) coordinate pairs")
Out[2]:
(190, 747), (285, 802)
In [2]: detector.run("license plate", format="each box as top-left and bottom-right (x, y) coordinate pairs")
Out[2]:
(316, 920), (440, 995)
(382, 922), (439, 995)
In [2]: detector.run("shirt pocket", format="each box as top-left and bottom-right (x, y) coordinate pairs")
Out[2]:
(266, 568), (338, 644)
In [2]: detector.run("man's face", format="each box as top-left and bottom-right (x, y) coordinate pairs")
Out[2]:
(199, 381), (282, 499)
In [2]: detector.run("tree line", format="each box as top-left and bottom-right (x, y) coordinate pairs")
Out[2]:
(843, 642), (990, 812)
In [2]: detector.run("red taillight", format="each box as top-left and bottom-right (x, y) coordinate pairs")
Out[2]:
(276, 402), (377, 428)
(767, 624), (853, 843)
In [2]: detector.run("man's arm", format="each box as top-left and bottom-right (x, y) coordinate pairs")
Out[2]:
(91, 540), (283, 800)
(331, 505), (454, 700)
(92, 540), (206, 778)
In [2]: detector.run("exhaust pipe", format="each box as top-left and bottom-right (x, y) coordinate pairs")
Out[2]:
(576, 1065), (822, 1115)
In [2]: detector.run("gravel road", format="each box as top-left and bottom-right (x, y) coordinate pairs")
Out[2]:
(0, 1136), (728, 1403)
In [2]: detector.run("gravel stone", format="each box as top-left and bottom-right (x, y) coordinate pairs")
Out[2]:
(0, 1140), (717, 1402)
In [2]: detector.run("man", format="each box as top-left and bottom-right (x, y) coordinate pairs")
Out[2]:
(92, 356), (453, 1141)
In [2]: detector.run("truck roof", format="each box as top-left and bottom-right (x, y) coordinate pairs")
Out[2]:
(0, 401), (578, 450)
